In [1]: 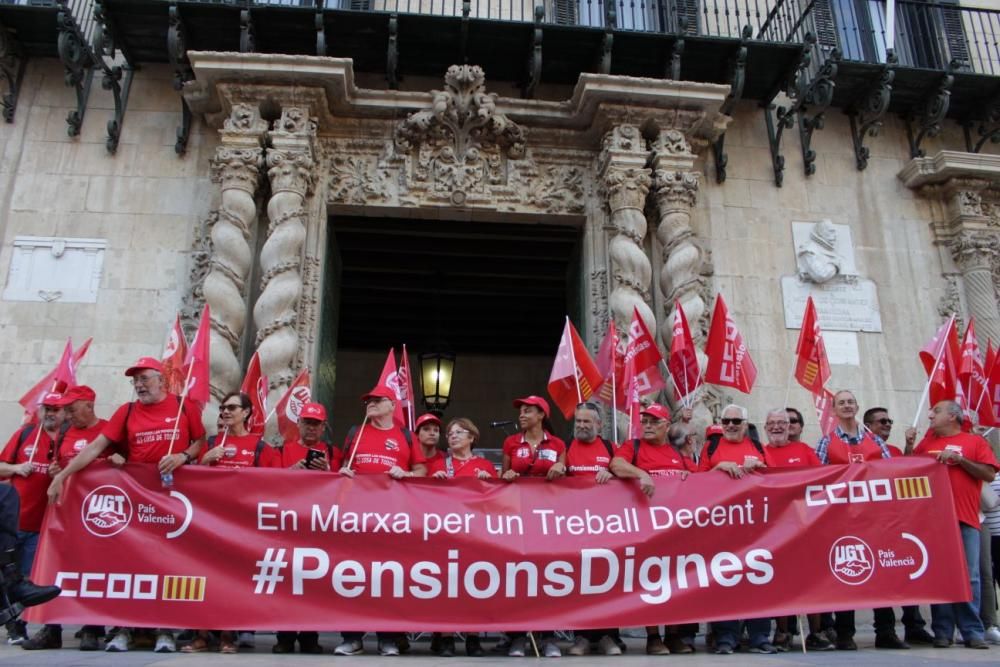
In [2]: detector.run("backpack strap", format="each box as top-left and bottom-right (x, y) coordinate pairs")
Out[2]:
(706, 433), (722, 460)
(253, 439), (269, 467)
(631, 438), (641, 466)
(11, 425), (35, 463)
(598, 437), (615, 461)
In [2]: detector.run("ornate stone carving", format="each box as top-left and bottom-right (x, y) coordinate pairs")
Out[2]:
(937, 273), (963, 324)
(296, 253), (321, 373)
(203, 103), (267, 404)
(255, 107), (318, 404)
(182, 210), (218, 336)
(328, 154), (391, 205)
(947, 229), (1000, 343)
(516, 164), (587, 214)
(590, 269), (610, 341)
(599, 124), (654, 334)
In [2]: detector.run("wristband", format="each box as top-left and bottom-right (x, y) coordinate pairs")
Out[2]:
(181, 452), (193, 465)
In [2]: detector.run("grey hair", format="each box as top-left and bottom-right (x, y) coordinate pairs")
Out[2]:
(765, 408), (789, 422)
(575, 402), (603, 424)
(941, 400), (965, 425)
(721, 404), (748, 420)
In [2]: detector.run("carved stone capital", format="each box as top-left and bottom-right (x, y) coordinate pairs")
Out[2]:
(211, 147), (264, 194)
(602, 166), (652, 213)
(267, 148), (316, 197)
(272, 106), (317, 140)
(652, 169), (699, 210)
(221, 102), (268, 138)
(948, 230), (1000, 271)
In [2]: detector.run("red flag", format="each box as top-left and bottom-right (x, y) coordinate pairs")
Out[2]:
(275, 368), (312, 443)
(548, 318), (604, 419)
(240, 351), (269, 437)
(814, 388), (836, 436)
(622, 364), (643, 439)
(919, 315), (959, 406)
(957, 319), (995, 426)
(182, 304), (211, 406)
(398, 346), (416, 431)
(622, 307), (665, 398)
(668, 301), (701, 405)
(596, 319), (625, 409)
(794, 296), (831, 395)
(376, 348), (407, 429)
(986, 340), (996, 384)
(18, 337), (92, 417)
(704, 294), (757, 394)
(161, 315), (189, 395)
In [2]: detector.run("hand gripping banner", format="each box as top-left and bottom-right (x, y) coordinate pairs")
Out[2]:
(31, 459), (967, 631)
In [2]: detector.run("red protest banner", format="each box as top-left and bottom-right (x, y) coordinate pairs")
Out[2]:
(32, 459), (966, 631)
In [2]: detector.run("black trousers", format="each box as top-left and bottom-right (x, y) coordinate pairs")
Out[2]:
(0, 485), (19, 553)
(873, 606), (927, 635)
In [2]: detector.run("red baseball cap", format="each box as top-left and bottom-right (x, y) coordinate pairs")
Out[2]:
(415, 413), (441, 431)
(299, 403), (327, 421)
(41, 392), (64, 407)
(125, 356), (164, 377)
(513, 395), (550, 419)
(362, 386), (396, 402)
(56, 385), (96, 406)
(705, 424), (725, 438)
(640, 403), (671, 422)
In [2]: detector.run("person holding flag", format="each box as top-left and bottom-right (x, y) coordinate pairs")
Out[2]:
(0, 392), (67, 646)
(334, 385), (425, 657)
(197, 392), (272, 470)
(415, 413), (444, 470)
(47, 357), (206, 654)
(548, 318), (603, 420)
(268, 402), (341, 473)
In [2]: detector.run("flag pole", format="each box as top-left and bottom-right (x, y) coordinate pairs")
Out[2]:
(28, 379), (60, 466)
(345, 416), (369, 470)
(403, 344), (415, 431)
(565, 317), (584, 404)
(912, 315), (954, 429)
(166, 360), (196, 456)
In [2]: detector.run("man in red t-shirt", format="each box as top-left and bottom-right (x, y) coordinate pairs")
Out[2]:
(48, 357), (205, 654)
(267, 402), (341, 473)
(912, 400), (999, 649)
(564, 402), (614, 483)
(335, 385), (425, 658)
(763, 408), (821, 468)
(21, 386), (112, 651)
(0, 392), (65, 644)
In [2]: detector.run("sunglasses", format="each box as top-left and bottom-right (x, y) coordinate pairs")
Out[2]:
(721, 418), (744, 426)
(219, 404), (243, 412)
(875, 418), (893, 426)
(788, 418), (802, 425)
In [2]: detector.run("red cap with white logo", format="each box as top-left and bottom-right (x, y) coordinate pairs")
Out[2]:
(299, 403), (327, 421)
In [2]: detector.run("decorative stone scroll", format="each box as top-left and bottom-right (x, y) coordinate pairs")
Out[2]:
(255, 106), (317, 403)
(205, 102), (267, 402)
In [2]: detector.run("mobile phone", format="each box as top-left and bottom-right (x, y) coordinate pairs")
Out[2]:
(305, 449), (326, 466)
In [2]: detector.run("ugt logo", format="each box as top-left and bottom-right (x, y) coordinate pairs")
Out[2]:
(829, 536), (874, 585)
(81, 485), (133, 537)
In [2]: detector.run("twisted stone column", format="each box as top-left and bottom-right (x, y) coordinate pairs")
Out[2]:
(949, 230), (1000, 344)
(599, 124), (653, 334)
(205, 103), (267, 402)
(254, 107), (317, 405)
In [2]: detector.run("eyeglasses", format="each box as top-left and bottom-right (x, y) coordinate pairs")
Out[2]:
(721, 418), (745, 426)
(788, 418), (802, 425)
(639, 418), (665, 426)
(448, 429), (471, 438)
(764, 421), (789, 428)
(875, 418), (893, 426)
(219, 404), (243, 412)
(131, 374), (160, 386)
(365, 397), (388, 405)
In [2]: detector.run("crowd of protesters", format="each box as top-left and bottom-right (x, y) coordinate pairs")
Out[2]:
(0, 355), (998, 657)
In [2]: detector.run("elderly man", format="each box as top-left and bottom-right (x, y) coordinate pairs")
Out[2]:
(763, 408), (820, 468)
(22, 386), (113, 651)
(335, 385), (426, 657)
(267, 402), (341, 473)
(0, 393), (66, 645)
(696, 404), (773, 654)
(912, 400), (999, 650)
(48, 357), (206, 653)
(861, 406), (933, 647)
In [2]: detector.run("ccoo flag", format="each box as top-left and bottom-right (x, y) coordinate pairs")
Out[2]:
(704, 293), (757, 394)
(668, 301), (701, 405)
(548, 317), (603, 419)
(275, 368), (312, 444)
(794, 296), (831, 395)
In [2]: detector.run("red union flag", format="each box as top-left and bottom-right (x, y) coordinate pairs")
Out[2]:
(19, 337), (92, 419)
(375, 348), (407, 429)
(919, 315), (959, 406)
(794, 296), (831, 395)
(275, 368), (311, 443)
(182, 304), (211, 407)
(705, 294), (757, 394)
(957, 318), (995, 425)
(623, 307), (665, 397)
(595, 319), (625, 409)
(548, 318), (603, 418)
(160, 315), (188, 396)
(240, 351), (269, 437)
(668, 301), (701, 404)
(399, 345), (416, 431)
(814, 388), (837, 436)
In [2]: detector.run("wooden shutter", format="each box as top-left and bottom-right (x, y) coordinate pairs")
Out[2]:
(552, 0), (579, 25)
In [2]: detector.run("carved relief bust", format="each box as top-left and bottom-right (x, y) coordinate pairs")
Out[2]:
(796, 219), (843, 284)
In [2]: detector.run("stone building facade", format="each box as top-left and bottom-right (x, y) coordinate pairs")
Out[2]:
(0, 45), (996, 444)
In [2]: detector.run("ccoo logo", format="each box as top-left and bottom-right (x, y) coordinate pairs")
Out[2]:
(829, 536), (874, 585)
(81, 485), (133, 537)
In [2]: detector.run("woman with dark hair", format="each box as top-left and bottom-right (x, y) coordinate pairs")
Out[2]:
(500, 396), (566, 657)
(182, 392), (270, 654)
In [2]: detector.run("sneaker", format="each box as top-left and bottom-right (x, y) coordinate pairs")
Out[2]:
(508, 636), (527, 657)
(835, 638), (857, 651)
(438, 636), (455, 658)
(714, 641), (735, 655)
(22, 626), (62, 650)
(466, 635), (485, 657)
(750, 642), (777, 654)
(334, 639), (364, 656)
(154, 633), (176, 653)
(875, 633), (909, 649)
(237, 631), (255, 648)
(542, 640), (561, 657)
(272, 641), (295, 654)
(378, 639), (400, 656)
(773, 631), (792, 652)
(597, 635), (622, 656)
(646, 635), (669, 655)
(105, 630), (130, 652)
(821, 627), (838, 643)
(965, 638), (990, 649)
(5, 621), (26, 645)
(805, 633), (834, 651)
(79, 631), (100, 651)
(905, 628), (935, 644)
(666, 635), (693, 654)
(568, 636), (589, 656)
(985, 626), (1000, 644)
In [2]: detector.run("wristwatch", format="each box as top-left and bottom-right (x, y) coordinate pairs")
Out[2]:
(181, 452), (193, 464)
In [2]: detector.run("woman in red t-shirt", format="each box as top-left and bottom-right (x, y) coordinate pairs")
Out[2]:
(198, 392), (269, 471)
(500, 396), (567, 483)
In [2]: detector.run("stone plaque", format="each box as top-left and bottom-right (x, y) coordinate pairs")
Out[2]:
(781, 276), (883, 332)
(2, 236), (106, 304)
(823, 331), (861, 366)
